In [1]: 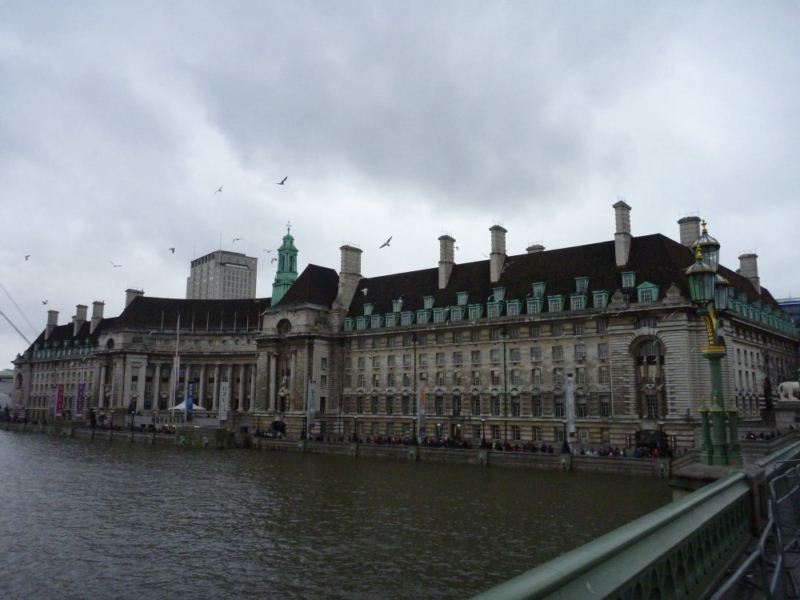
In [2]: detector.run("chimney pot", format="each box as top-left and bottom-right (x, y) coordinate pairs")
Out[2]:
(125, 288), (144, 307)
(738, 253), (760, 294)
(438, 235), (455, 289)
(526, 244), (545, 254)
(489, 225), (507, 283)
(613, 201), (632, 267)
(678, 216), (702, 247)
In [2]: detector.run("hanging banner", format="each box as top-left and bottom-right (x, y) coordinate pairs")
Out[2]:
(55, 384), (65, 416)
(75, 383), (86, 417)
(186, 382), (195, 417)
(218, 382), (229, 421)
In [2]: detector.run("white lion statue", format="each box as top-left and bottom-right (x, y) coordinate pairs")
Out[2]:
(778, 381), (800, 402)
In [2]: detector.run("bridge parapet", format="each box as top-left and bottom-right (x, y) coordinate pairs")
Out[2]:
(474, 441), (800, 599)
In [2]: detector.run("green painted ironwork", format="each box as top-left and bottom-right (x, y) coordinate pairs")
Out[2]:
(472, 473), (753, 599)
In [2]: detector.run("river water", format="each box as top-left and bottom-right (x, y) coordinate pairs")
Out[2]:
(0, 432), (671, 599)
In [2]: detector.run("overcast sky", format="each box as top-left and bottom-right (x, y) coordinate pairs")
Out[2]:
(1, 1), (798, 369)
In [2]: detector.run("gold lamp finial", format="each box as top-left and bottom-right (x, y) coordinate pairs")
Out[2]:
(694, 244), (704, 261)
(701, 219), (708, 233)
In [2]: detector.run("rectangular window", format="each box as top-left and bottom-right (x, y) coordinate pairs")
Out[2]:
(598, 343), (609, 360)
(575, 367), (586, 385)
(491, 425), (501, 440)
(453, 332), (463, 344)
(471, 371), (481, 386)
(419, 354), (428, 368)
(491, 397), (501, 416)
(593, 291), (609, 309)
(387, 373), (396, 387)
(527, 297), (543, 314)
(457, 291), (469, 306)
(470, 330), (481, 343)
(575, 277), (589, 294)
(553, 368), (564, 386)
(433, 309), (447, 324)
(452, 371), (462, 386)
(574, 322), (585, 336)
(598, 366), (610, 384)
(511, 425), (521, 441)
(530, 346), (542, 362)
(372, 373), (380, 387)
(416, 310), (430, 325)
(387, 355), (396, 367)
(532, 395), (542, 416)
(554, 399), (565, 417)
(509, 348), (521, 362)
(596, 319), (608, 334)
(423, 295), (434, 310)
(552, 346), (564, 361)
(574, 344), (586, 361)
(532, 282), (546, 297)
(435, 396), (444, 416)
(621, 271), (636, 288)
(490, 349), (501, 363)
(320, 357), (328, 370)
(403, 354), (412, 368)
(531, 368), (542, 386)
(551, 323), (563, 337)
(452, 352), (463, 366)
(548, 295), (563, 312)
(468, 305), (483, 320)
(357, 357), (365, 369)
(532, 426), (543, 441)
(510, 369), (520, 385)
(471, 350), (481, 364)
(435, 352), (445, 367)
(372, 356), (381, 368)
(599, 393), (611, 417)
(530, 324), (540, 338)
(487, 303), (502, 318)
(401, 312), (414, 326)
(491, 370), (501, 386)
(435, 332), (445, 345)
(357, 374), (365, 388)
(452, 396), (461, 416)
(507, 301), (521, 317)
(570, 294), (586, 311)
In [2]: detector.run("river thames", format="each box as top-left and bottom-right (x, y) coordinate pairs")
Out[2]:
(0, 432), (671, 599)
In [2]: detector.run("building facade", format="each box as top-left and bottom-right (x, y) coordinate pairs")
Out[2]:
(13, 204), (800, 451)
(186, 250), (257, 300)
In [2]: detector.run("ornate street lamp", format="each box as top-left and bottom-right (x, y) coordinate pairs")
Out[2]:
(685, 232), (741, 467)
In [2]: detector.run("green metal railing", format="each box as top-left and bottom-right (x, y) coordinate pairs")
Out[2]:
(476, 442), (800, 599)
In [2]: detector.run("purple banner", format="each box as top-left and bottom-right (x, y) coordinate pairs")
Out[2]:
(75, 383), (86, 417)
(56, 384), (65, 416)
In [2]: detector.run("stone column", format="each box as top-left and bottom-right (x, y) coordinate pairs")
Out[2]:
(199, 365), (206, 409)
(249, 364), (256, 412)
(238, 365), (246, 412)
(212, 364), (220, 410)
(269, 353), (277, 412)
(152, 363), (161, 409)
(136, 362), (147, 413)
(290, 351), (298, 410)
(98, 365), (107, 408)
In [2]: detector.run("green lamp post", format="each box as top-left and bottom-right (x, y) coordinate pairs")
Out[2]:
(685, 222), (742, 467)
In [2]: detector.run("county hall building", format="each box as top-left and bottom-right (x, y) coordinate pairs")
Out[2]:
(11, 203), (799, 451)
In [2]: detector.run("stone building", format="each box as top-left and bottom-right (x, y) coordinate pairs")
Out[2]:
(12, 204), (799, 450)
(186, 250), (257, 299)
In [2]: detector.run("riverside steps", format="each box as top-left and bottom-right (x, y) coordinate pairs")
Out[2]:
(473, 440), (800, 599)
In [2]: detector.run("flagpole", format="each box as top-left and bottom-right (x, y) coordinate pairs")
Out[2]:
(170, 314), (181, 424)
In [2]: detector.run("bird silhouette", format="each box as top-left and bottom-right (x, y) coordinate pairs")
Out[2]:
(169, 247), (175, 254)
(361, 288), (369, 296)
(276, 176), (287, 185)
(215, 186), (223, 193)
(379, 236), (392, 249)
(109, 260), (123, 268)
(263, 249), (273, 253)
(41, 299), (48, 305)
(24, 254), (31, 261)
(232, 238), (242, 243)
(270, 257), (277, 263)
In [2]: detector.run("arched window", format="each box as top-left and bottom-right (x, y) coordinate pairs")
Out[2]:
(634, 338), (667, 419)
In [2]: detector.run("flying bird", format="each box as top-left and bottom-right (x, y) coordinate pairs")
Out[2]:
(109, 260), (123, 268)
(379, 236), (392, 249)
(276, 176), (287, 185)
(361, 288), (369, 296)
(24, 255), (31, 261)
(41, 300), (48, 305)
(270, 257), (277, 263)
(215, 186), (223, 193)
(169, 247), (175, 254)
(263, 249), (273, 253)
(232, 238), (242, 243)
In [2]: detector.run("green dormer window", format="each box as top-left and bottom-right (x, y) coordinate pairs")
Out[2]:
(636, 282), (659, 303)
(416, 309), (430, 325)
(385, 313), (398, 328)
(487, 302), (502, 318)
(621, 271), (636, 289)
(400, 311), (414, 326)
(548, 295), (564, 313)
(492, 287), (507, 302)
(507, 300), (521, 316)
(575, 277), (589, 294)
(468, 304), (483, 320)
(570, 294), (586, 311)
(356, 316), (369, 330)
(392, 298), (403, 312)
(527, 297), (543, 314)
(363, 303), (373, 316)
(532, 282), (546, 298)
(423, 296), (434, 310)
(433, 308), (448, 323)
(370, 315), (383, 329)
(593, 290), (609, 309)
(457, 291), (469, 306)
(450, 306), (465, 322)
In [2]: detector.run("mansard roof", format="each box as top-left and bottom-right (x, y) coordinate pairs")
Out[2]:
(115, 296), (271, 330)
(345, 233), (780, 316)
(273, 264), (339, 308)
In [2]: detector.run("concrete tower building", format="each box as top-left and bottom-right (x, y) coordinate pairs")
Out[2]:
(186, 250), (257, 300)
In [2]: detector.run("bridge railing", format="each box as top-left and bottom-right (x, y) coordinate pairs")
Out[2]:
(474, 441), (800, 600)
